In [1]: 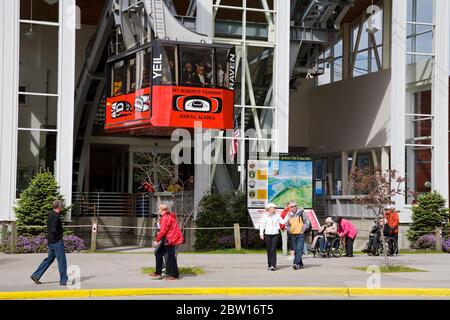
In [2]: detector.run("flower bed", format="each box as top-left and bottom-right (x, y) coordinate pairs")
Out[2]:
(1, 235), (86, 254)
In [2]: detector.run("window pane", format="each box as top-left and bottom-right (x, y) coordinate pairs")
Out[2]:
(161, 45), (177, 85)
(334, 157), (342, 180)
(18, 95), (58, 130)
(20, 0), (59, 23)
(353, 51), (369, 77)
(405, 146), (432, 204)
(16, 130), (57, 197)
(318, 64), (331, 85)
(128, 55), (137, 92)
(353, 22), (369, 51)
(357, 154), (370, 171)
(19, 23), (59, 94)
(112, 60), (126, 97)
(407, 90), (432, 114)
(137, 47), (152, 90)
(334, 58), (343, 81)
(180, 46), (214, 87)
(406, 115), (432, 145)
(216, 47), (230, 88)
(414, 0), (434, 23)
(370, 46), (383, 72)
(334, 39), (343, 58)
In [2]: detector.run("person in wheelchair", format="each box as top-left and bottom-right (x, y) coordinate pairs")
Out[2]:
(364, 217), (383, 256)
(310, 217), (337, 257)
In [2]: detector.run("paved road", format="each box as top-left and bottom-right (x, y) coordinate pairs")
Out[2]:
(1, 252), (449, 295)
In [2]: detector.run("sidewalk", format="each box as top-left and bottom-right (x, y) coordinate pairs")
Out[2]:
(0, 252), (449, 298)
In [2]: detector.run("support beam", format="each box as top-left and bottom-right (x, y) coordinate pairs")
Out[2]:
(273, 0), (290, 154)
(196, 0), (213, 39)
(0, 0), (20, 221)
(57, 0), (77, 220)
(432, 0), (449, 205)
(390, 0), (407, 216)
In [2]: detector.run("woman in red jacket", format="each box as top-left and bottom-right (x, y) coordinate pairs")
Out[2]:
(149, 204), (184, 280)
(337, 217), (358, 257)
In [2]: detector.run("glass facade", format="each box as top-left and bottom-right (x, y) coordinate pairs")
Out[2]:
(16, 0), (60, 197)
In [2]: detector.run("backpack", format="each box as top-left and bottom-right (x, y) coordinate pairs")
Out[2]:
(289, 215), (304, 235)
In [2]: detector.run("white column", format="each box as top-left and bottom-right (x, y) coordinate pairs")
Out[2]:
(381, 147), (390, 171)
(390, 0), (407, 216)
(194, 1), (213, 216)
(0, 0), (20, 221)
(273, 0), (290, 153)
(56, 1), (76, 220)
(432, 0), (449, 205)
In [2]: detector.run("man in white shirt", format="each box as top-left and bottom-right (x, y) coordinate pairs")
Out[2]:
(259, 203), (287, 271)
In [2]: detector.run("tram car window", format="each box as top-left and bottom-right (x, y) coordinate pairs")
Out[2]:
(112, 60), (126, 97)
(180, 46), (214, 87)
(161, 45), (177, 85)
(128, 55), (137, 93)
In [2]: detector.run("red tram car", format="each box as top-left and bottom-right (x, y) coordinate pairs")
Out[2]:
(105, 40), (236, 132)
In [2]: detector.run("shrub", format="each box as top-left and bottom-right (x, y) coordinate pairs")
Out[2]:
(443, 239), (450, 253)
(412, 234), (436, 250)
(14, 171), (69, 236)
(16, 235), (48, 253)
(407, 192), (450, 245)
(1, 235), (85, 254)
(195, 192), (256, 250)
(63, 235), (86, 253)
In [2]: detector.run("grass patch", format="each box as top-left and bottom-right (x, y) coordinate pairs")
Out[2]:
(352, 265), (427, 273)
(142, 266), (205, 275)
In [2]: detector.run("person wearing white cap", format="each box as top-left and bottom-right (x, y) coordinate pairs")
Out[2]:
(259, 203), (288, 271)
(317, 217), (338, 256)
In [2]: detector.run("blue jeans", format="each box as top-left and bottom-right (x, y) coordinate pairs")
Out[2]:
(319, 236), (328, 253)
(32, 240), (68, 285)
(291, 234), (305, 266)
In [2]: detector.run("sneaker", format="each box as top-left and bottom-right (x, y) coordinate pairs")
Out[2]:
(267, 266), (272, 270)
(30, 276), (42, 285)
(149, 273), (163, 280)
(286, 256), (294, 261)
(293, 264), (299, 270)
(270, 266), (276, 271)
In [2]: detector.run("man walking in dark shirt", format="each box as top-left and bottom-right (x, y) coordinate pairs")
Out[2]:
(30, 200), (69, 285)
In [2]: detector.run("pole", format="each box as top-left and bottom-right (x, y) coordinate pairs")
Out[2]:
(234, 223), (241, 251)
(91, 218), (98, 252)
(435, 228), (442, 252)
(1, 222), (7, 243)
(10, 222), (17, 254)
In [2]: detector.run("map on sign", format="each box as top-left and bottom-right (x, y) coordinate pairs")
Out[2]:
(247, 156), (313, 209)
(268, 160), (313, 208)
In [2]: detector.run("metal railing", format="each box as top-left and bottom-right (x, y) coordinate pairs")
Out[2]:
(72, 191), (195, 217)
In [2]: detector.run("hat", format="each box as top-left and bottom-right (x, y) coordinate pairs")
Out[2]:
(266, 203), (277, 209)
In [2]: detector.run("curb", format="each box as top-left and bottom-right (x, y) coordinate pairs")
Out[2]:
(1, 287), (450, 299)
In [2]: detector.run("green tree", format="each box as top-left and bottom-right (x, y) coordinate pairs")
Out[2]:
(14, 171), (68, 236)
(407, 192), (450, 244)
(194, 192), (251, 250)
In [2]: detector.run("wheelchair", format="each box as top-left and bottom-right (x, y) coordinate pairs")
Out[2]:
(310, 234), (345, 258)
(363, 235), (397, 256)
